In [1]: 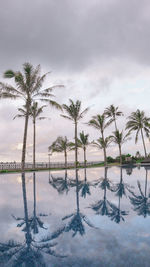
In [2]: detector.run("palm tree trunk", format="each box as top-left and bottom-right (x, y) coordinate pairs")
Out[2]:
(75, 121), (79, 183)
(103, 148), (107, 167)
(119, 144), (122, 165)
(21, 104), (30, 172)
(64, 150), (67, 169)
(33, 120), (36, 169)
(83, 147), (86, 168)
(75, 121), (78, 168)
(141, 128), (147, 157)
(114, 116), (118, 131)
(101, 130), (107, 166)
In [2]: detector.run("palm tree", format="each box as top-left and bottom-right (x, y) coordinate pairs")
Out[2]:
(110, 130), (131, 165)
(92, 137), (111, 166)
(104, 104), (123, 131)
(61, 99), (89, 178)
(77, 131), (89, 168)
(49, 136), (72, 169)
(14, 102), (46, 169)
(0, 63), (63, 171)
(126, 109), (150, 157)
(88, 114), (110, 166)
(30, 102), (47, 169)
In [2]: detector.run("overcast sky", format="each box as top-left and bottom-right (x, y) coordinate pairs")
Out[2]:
(1, 0), (150, 163)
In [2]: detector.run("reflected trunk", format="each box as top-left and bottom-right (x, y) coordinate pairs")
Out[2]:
(21, 173), (32, 249)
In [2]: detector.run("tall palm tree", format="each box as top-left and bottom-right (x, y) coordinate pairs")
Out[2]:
(0, 63), (63, 171)
(110, 130), (131, 165)
(88, 114), (110, 166)
(92, 137), (111, 166)
(30, 102), (47, 169)
(61, 99), (89, 178)
(14, 102), (46, 169)
(49, 136), (72, 169)
(104, 104), (123, 131)
(77, 131), (89, 168)
(126, 109), (150, 157)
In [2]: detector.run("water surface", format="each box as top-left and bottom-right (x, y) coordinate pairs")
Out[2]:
(0, 166), (150, 267)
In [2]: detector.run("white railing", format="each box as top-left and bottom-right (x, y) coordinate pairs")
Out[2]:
(0, 161), (102, 170)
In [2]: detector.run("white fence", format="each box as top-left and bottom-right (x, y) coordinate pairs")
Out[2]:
(0, 161), (102, 170)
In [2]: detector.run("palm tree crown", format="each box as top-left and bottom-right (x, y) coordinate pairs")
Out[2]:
(92, 137), (111, 150)
(88, 114), (110, 134)
(77, 131), (89, 168)
(104, 104), (123, 130)
(78, 131), (89, 148)
(49, 136), (72, 169)
(88, 114), (111, 166)
(62, 99), (89, 123)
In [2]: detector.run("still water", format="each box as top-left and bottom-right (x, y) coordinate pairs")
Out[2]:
(0, 166), (150, 267)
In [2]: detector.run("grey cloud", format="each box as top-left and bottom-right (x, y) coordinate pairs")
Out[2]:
(0, 0), (150, 73)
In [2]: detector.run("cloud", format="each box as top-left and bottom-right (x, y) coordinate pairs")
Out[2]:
(0, 0), (150, 161)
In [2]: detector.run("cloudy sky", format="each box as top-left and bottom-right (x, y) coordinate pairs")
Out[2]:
(1, 0), (150, 163)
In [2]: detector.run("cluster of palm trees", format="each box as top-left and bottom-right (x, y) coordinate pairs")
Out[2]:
(50, 103), (150, 167)
(0, 62), (150, 170)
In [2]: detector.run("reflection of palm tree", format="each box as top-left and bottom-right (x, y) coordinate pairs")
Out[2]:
(12, 172), (47, 234)
(109, 168), (129, 223)
(109, 199), (128, 224)
(80, 168), (91, 198)
(49, 170), (70, 195)
(69, 168), (94, 198)
(62, 173), (96, 237)
(90, 168), (114, 216)
(129, 168), (150, 217)
(112, 167), (131, 198)
(0, 173), (65, 266)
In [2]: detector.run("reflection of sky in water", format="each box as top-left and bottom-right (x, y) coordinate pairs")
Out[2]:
(1, 166), (150, 266)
